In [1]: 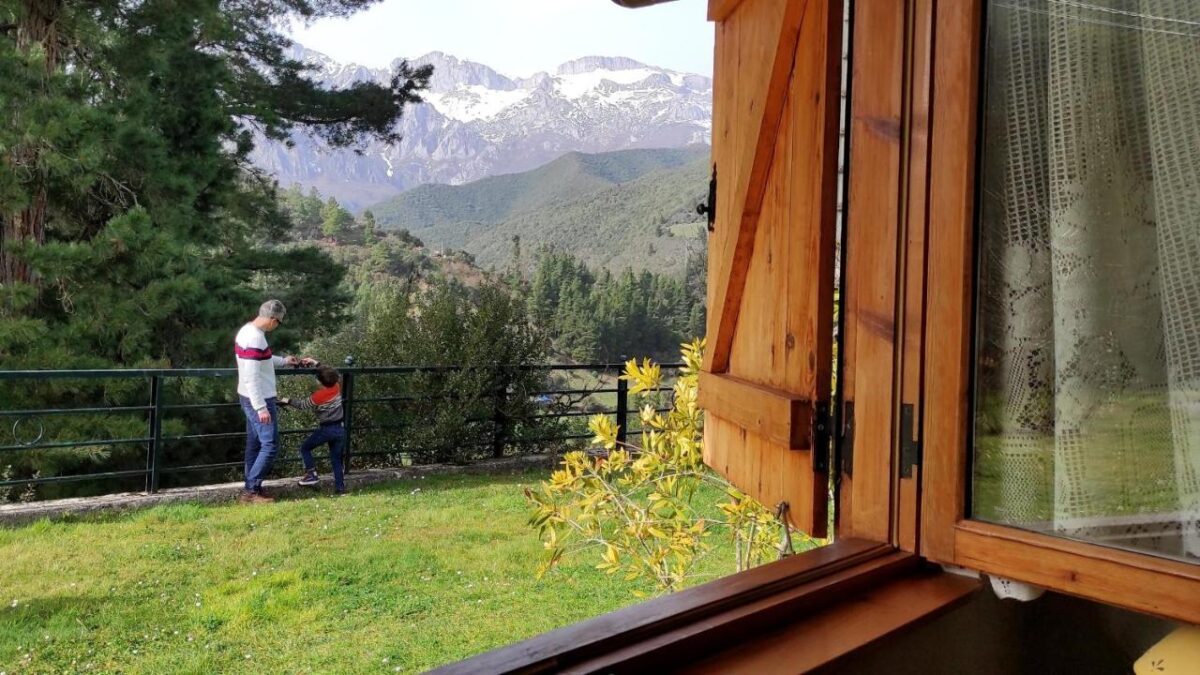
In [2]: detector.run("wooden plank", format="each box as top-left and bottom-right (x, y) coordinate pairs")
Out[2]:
(708, 0), (747, 22)
(705, 0), (811, 374)
(680, 568), (980, 674)
(577, 550), (921, 674)
(918, 0), (981, 563)
(896, 0), (934, 554)
(703, 0), (841, 538)
(838, 0), (905, 543)
(434, 540), (891, 675)
(698, 372), (814, 449)
(954, 521), (1200, 625)
(706, 0), (779, 359)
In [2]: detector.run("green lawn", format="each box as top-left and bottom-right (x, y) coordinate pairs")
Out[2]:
(0, 471), (740, 674)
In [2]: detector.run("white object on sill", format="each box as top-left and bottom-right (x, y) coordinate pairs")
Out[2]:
(938, 564), (981, 580)
(988, 575), (1045, 602)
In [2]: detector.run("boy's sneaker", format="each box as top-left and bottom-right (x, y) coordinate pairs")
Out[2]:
(298, 470), (320, 487)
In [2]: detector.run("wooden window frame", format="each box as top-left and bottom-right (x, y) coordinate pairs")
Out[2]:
(435, 0), (1196, 671)
(917, 0), (1200, 625)
(434, 1), (991, 672)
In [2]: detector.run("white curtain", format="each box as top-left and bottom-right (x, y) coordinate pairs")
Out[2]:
(977, 0), (1200, 559)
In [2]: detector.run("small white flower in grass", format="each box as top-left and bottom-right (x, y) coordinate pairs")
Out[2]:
(244, 654), (252, 660)
(195, 602), (201, 607)
(382, 658), (389, 663)
(10, 599), (17, 608)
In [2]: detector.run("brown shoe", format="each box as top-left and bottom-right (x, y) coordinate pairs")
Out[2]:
(238, 490), (275, 504)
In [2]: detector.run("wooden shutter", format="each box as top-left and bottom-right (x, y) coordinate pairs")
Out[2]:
(698, 0), (842, 537)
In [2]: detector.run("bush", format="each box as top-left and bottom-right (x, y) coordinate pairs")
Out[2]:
(299, 277), (553, 464)
(526, 341), (820, 595)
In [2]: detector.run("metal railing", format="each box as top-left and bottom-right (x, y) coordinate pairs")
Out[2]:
(0, 363), (681, 499)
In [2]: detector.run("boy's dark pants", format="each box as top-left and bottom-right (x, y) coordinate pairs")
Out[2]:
(299, 423), (346, 492)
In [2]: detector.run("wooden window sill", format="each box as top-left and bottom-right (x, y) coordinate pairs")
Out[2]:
(432, 539), (891, 674)
(679, 569), (981, 674)
(433, 540), (981, 674)
(954, 520), (1200, 624)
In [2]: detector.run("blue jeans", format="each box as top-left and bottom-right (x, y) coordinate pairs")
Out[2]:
(240, 396), (279, 492)
(300, 424), (346, 492)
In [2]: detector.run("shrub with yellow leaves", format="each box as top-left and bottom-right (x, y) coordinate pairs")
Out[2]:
(526, 339), (820, 595)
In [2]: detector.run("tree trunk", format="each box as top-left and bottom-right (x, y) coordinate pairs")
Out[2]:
(1, 0), (61, 286)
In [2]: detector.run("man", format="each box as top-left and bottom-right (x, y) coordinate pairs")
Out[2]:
(235, 299), (313, 503)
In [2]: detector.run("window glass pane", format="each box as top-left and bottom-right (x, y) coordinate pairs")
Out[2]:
(972, 0), (1200, 563)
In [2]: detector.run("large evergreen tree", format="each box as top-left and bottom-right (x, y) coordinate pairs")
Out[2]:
(0, 0), (430, 495)
(0, 0), (432, 369)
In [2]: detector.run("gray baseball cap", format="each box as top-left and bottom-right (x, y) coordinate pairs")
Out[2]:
(258, 299), (287, 321)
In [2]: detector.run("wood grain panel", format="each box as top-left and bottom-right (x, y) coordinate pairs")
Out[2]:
(918, 0), (981, 562)
(698, 372), (814, 449)
(706, 0), (809, 374)
(896, 0), (934, 554)
(681, 569), (980, 675)
(955, 521), (1200, 624)
(703, 0), (841, 537)
(838, 0), (905, 543)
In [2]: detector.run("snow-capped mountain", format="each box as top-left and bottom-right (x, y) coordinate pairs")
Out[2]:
(251, 47), (713, 210)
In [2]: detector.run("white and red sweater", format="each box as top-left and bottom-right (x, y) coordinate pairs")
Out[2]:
(235, 322), (287, 411)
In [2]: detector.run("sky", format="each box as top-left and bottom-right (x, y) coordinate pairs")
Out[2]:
(289, 0), (714, 77)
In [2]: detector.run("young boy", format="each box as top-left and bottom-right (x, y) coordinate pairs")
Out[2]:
(280, 365), (346, 494)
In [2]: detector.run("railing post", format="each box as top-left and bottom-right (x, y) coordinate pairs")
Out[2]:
(341, 365), (355, 475)
(616, 374), (628, 447)
(146, 375), (163, 493)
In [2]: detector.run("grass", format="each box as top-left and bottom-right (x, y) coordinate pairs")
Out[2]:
(0, 470), (743, 674)
(971, 392), (1183, 524)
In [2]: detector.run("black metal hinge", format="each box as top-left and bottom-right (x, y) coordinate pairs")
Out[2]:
(812, 400), (831, 474)
(840, 401), (855, 477)
(696, 165), (717, 232)
(900, 403), (921, 478)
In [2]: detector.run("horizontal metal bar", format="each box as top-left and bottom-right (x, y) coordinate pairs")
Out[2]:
(159, 461), (244, 474)
(0, 469), (147, 488)
(160, 402), (242, 411)
(163, 427), (324, 442)
(534, 389), (618, 396)
(0, 405), (152, 418)
(533, 409), (617, 419)
(0, 437), (149, 453)
(509, 434), (595, 444)
(160, 456), (312, 475)
(0, 364), (684, 381)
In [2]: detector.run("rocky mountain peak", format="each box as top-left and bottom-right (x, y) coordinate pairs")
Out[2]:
(555, 55), (649, 75)
(253, 46), (712, 210)
(409, 51), (516, 92)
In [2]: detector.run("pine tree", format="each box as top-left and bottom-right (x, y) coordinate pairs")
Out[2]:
(0, 0), (432, 495)
(321, 197), (353, 240)
(361, 209), (378, 241)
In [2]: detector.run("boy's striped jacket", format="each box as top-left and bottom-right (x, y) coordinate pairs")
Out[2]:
(289, 383), (344, 425)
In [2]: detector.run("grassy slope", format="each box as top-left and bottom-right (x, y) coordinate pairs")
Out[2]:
(0, 471), (746, 674)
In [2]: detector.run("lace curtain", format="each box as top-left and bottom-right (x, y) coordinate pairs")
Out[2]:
(975, 0), (1200, 560)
